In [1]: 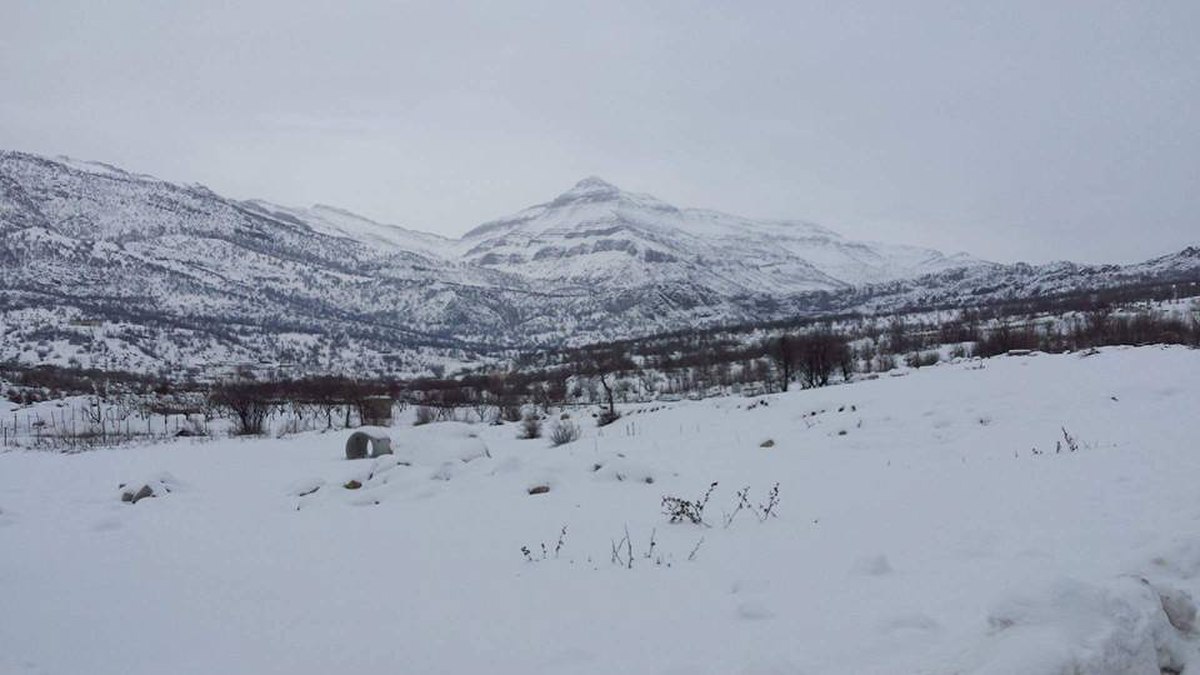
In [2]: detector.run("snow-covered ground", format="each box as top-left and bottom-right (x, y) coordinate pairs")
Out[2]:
(2, 346), (1199, 674)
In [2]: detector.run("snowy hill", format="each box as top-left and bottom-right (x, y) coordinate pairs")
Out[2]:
(1, 149), (1197, 376)
(0, 150), (538, 370)
(2, 347), (1199, 673)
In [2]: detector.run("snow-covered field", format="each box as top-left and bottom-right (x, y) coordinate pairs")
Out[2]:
(2, 346), (1199, 674)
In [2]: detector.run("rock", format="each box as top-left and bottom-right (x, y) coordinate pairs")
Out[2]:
(287, 478), (326, 497)
(121, 484), (156, 504)
(118, 474), (179, 504)
(343, 479), (362, 490)
(528, 485), (551, 495)
(1157, 585), (1197, 633)
(759, 439), (775, 448)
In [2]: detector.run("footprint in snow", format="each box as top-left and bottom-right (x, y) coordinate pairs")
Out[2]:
(852, 554), (893, 576)
(90, 517), (123, 532)
(737, 601), (776, 620)
(878, 613), (941, 635)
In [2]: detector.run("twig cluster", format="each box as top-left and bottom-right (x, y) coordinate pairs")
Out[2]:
(722, 483), (781, 527)
(610, 525), (678, 568)
(662, 481), (719, 525)
(1058, 427), (1080, 453)
(521, 525), (568, 563)
(1023, 426), (1088, 457)
(610, 525), (636, 569)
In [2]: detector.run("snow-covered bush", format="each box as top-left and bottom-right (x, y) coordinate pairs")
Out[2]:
(518, 413), (542, 439)
(548, 420), (580, 446)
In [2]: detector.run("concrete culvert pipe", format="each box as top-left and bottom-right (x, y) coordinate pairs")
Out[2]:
(345, 430), (393, 460)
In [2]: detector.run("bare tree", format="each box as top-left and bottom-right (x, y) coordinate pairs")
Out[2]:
(209, 380), (277, 435)
(596, 373), (619, 426)
(769, 334), (796, 392)
(795, 330), (851, 388)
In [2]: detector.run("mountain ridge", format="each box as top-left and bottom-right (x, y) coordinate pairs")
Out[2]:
(0, 149), (1196, 377)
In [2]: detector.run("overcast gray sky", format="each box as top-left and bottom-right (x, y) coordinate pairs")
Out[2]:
(2, 1), (1197, 263)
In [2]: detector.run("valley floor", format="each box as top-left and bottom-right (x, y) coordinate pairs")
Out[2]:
(2, 346), (1199, 674)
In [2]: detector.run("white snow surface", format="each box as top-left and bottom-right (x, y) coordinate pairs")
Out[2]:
(2, 346), (1199, 674)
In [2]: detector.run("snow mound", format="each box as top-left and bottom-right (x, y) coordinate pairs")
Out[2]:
(118, 472), (182, 504)
(1149, 540), (1200, 580)
(394, 422), (491, 466)
(964, 577), (1191, 675)
(593, 457), (656, 484)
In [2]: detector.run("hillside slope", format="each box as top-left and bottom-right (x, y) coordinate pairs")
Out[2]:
(2, 347), (1198, 673)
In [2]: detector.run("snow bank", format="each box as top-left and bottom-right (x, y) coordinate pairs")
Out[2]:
(964, 577), (1191, 675)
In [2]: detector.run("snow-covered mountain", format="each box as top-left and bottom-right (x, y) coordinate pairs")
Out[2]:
(1, 149), (1195, 376)
(460, 176), (980, 293)
(0, 150), (537, 374)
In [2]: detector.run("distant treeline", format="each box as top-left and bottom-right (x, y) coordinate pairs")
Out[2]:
(5, 280), (1197, 437)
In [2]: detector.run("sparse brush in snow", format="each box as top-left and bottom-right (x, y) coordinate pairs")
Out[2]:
(518, 413), (542, 440)
(549, 420), (580, 446)
(662, 481), (719, 526)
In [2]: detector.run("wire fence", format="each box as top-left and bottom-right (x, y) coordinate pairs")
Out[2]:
(0, 398), (399, 452)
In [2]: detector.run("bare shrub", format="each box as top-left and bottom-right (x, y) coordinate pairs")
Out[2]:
(209, 380), (276, 436)
(905, 351), (940, 369)
(413, 405), (437, 426)
(521, 526), (568, 563)
(662, 481), (719, 525)
(976, 323), (1039, 358)
(722, 483), (781, 527)
(519, 412), (542, 439)
(549, 420), (581, 446)
(596, 409), (620, 427)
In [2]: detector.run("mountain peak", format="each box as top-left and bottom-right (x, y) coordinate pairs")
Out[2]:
(554, 175), (621, 203)
(573, 175), (616, 190)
